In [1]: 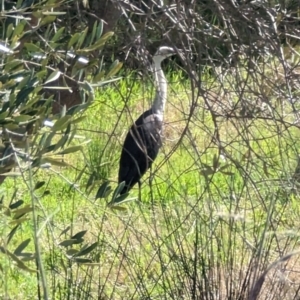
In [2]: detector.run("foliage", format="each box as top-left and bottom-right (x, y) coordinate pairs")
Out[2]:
(0, 0), (123, 298)
(93, 0), (300, 69)
(1, 0), (300, 300)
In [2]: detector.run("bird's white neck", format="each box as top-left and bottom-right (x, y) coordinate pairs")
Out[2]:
(151, 59), (167, 116)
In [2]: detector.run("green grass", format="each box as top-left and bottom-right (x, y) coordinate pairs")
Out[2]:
(2, 65), (300, 299)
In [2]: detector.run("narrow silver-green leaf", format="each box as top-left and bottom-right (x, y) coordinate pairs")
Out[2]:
(106, 60), (123, 78)
(0, 246), (36, 273)
(96, 21), (103, 40)
(41, 157), (69, 167)
(76, 27), (88, 49)
(24, 43), (42, 52)
(95, 181), (112, 199)
(59, 239), (77, 247)
(58, 145), (83, 155)
(12, 21), (26, 38)
(13, 205), (32, 219)
(110, 205), (128, 211)
(68, 33), (81, 49)
(6, 23), (14, 39)
(44, 70), (61, 85)
(52, 115), (71, 131)
(73, 258), (93, 264)
(40, 15), (56, 26)
(71, 230), (87, 240)
(14, 239), (31, 255)
(73, 242), (98, 257)
(51, 27), (65, 42)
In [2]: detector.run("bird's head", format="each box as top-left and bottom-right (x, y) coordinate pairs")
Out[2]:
(153, 46), (176, 64)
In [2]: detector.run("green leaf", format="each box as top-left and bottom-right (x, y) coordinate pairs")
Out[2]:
(34, 181), (45, 190)
(42, 190), (50, 197)
(213, 154), (219, 170)
(24, 43), (42, 52)
(52, 115), (71, 131)
(0, 246), (36, 273)
(17, 75), (31, 91)
(44, 70), (61, 85)
(76, 27), (88, 49)
(66, 102), (91, 115)
(18, 253), (35, 262)
(89, 21), (98, 46)
(73, 258), (93, 264)
(110, 205), (128, 211)
(95, 181), (111, 199)
(79, 81), (94, 95)
(10, 217), (30, 225)
(85, 173), (96, 191)
(97, 31), (114, 44)
(66, 129), (77, 146)
(4, 60), (23, 72)
(51, 27), (65, 42)
(58, 145), (83, 155)
(109, 193), (131, 206)
(71, 115), (86, 124)
(13, 205), (32, 219)
(6, 23), (14, 39)
(60, 104), (66, 118)
(66, 249), (79, 256)
(13, 115), (33, 123)
(106, 60), (123, 78)
(59, 239), (78, 247)
(0, 111), (10, 120)
(68, 33), (81, 49)
(7, 225), (19, 245)
(53, 135), (69, 152)
(9, 200), (24, 210)
(32, 11), (43, 18)
(40, 15), (56, 26)
(96, 21), (103, 40)
(218, 164), (234, 176)
(16, 87), (34, 105)
(42, 135), (55, 153)
(41, 157), (69, 167)
(93, 71), (105, 83)
(71, 230), (87, 240)
(14, 239), (31, 255)
(36, 70), (48, 80)
(78, 32), (114, 53)
(12, 21), (26, 38)
(59, 225), (71, 237)
(111, 181), (126, 200)
(73, 242), (98, 257)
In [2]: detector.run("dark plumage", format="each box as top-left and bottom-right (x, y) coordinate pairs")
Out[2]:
(118, 46), (177, 195)
(118, 109), (163, 194)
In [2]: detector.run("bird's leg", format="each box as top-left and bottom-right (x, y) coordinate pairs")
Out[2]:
(149, 165), (153, 189)
(138, 180), (142, 201)
(149, 165), (154, 204)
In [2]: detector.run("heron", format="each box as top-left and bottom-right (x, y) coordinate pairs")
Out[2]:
(118, 46), (177, 195)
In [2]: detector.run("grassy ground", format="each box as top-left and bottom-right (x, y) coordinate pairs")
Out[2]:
(1, 62), (300, 299)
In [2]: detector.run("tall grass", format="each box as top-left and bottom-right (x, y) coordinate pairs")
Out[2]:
(1, 62), (300, 299)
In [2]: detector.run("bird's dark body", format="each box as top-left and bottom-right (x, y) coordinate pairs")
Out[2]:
(118, 109), (163, 194)
(116, 46), (176, 195)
